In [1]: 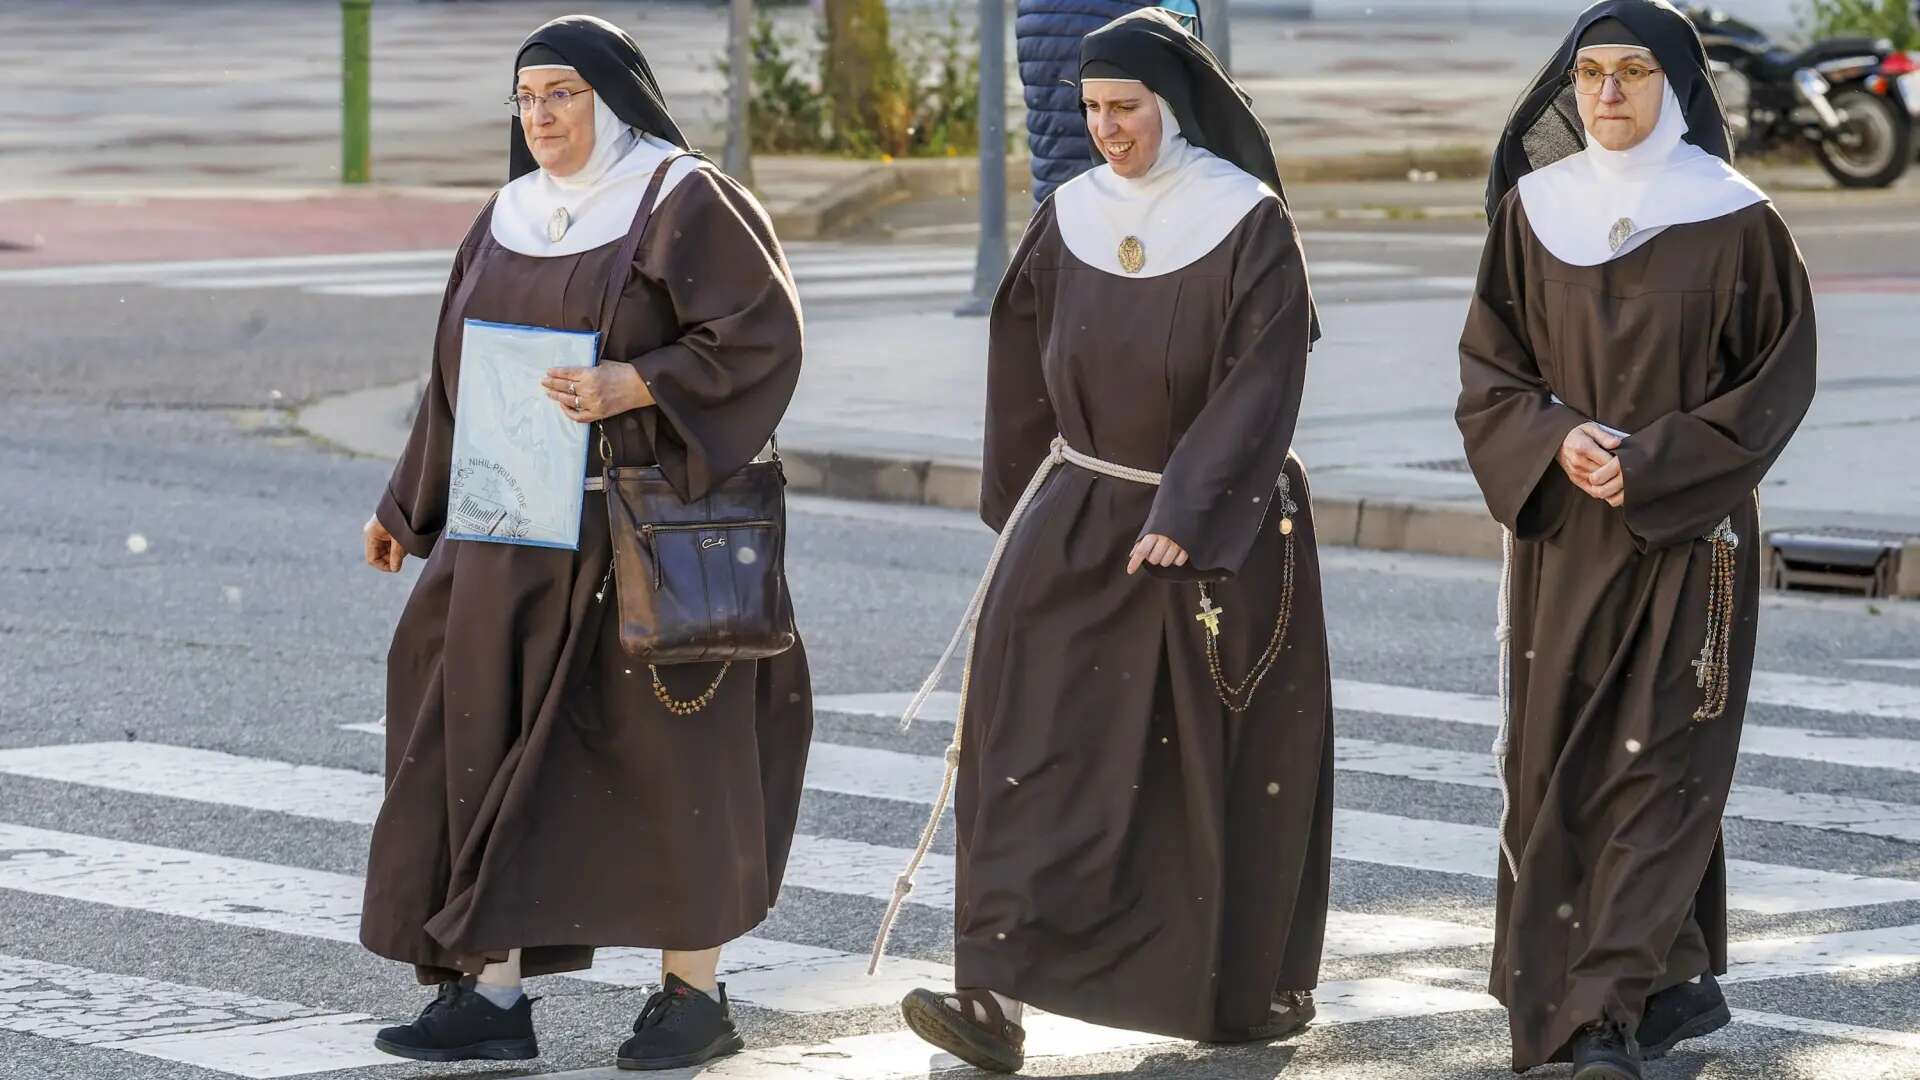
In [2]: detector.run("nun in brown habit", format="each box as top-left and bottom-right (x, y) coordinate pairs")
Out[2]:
(356, 15), (809, 1070)
(1459, 2), (1815, 1076)
(871, 10), (1333, 1072)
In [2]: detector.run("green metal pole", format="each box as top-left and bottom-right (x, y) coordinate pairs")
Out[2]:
(341, 0), (373, 183)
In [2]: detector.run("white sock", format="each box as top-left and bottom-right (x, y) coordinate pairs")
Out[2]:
(476, 949), (523, 1008)
(945, 990), (1022, 1026)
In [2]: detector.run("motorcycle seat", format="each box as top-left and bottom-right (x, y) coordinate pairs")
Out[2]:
(1752, 38), (1883, 80)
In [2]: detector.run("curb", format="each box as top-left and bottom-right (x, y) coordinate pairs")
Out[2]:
(775, 446), (1506, 561)
(293, 382), (1507, 565)
(767, 145), (1498, 239)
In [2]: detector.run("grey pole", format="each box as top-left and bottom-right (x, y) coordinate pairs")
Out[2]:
(959, 0), (1008, 318)
(724, 0), (755, 185)
(1198, 0), (1231, 71)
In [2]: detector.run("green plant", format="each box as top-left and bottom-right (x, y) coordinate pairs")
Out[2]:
(741, 15), (826, 152)
(1800, 0), (1919, 49)
(721, 4), (981, 159)
(898, 9), (981, 156)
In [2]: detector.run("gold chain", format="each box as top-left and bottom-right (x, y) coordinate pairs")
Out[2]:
(1692, 517), (1739, 722)
(1200, 479), (1299, 714)
(651, 662), (732, 716)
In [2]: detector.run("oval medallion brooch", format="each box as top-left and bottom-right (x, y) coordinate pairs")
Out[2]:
(1607, 216), (1637, 253)
(1118, 235), (1146, 274)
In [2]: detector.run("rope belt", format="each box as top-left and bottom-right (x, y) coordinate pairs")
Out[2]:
(866, 437), (1299, 974)
(1491, 512), (1739, 882)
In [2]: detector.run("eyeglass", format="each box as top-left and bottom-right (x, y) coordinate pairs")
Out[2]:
(1570, 61), (1663, 95)
(506, 87), (592, 116)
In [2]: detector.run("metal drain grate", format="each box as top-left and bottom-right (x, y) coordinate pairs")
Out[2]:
(1766, 527), (1914, 598)
(1398, 458), (1472, 473)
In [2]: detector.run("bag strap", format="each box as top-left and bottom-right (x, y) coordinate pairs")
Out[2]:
(595, 152), (694, 357)
(595, 151), (697, 467)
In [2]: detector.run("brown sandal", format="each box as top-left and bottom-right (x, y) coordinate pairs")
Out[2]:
(901, 987), (1025, 1074)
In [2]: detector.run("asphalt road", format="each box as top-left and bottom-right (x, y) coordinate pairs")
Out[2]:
(4, 214), (1920, 1080)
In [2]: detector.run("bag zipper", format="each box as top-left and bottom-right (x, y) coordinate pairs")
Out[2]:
(638, 521), (778, 589)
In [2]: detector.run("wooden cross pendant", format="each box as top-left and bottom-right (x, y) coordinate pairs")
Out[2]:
(1195, 594), (1224, 638)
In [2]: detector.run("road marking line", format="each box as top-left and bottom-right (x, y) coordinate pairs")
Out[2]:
(1730, 1009), (1920, 1051)
(0, 952), (389, 1078)
(538, 977), (1499, 1079)
(796, 275), (975, 301)
(0, 743), (1493, 960)
(310, 281), (448, 298)
(800, 738), (1920, 914)
(1853, 659), (1920, 672)
(0, 250), (454, 285)
(817, 682), (1920, 774)
(1334, 737), (1920, 845)
(162, 269), (450, 291)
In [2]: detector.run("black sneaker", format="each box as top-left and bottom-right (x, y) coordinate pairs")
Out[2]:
(1256, 989), (1316, 1040)
(1637, 973), (1731, 1059)
(616, 973), (745, 1071)
(1570, 1021), (1642, 1080)
(373, 978), (538, 1062)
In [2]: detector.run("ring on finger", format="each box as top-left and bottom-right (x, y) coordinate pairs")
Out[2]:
(573, 394), (582, 410)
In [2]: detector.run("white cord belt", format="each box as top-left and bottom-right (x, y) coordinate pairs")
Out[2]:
(866, 437), (1160, 974)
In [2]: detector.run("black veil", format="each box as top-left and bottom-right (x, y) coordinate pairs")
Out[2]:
(1079, 8), (1319, 342)
(508, 15), (690, 182)
(1484, 0), (1733, 219)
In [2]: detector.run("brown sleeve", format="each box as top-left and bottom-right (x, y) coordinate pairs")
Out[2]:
(980, 201), (1062, 533)
(625, 169), (803, 502)
(1139, 199), (1314, 581)
(1455, 192), (1588, 541)
(374, 204), (492, 558)
(1616, 204), (1817, 550)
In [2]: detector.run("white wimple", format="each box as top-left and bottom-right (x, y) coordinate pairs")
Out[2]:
(868, 437), (1164, 974)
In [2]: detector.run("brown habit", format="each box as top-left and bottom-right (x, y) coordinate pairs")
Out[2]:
(955, 196), (1334, 1042)
(1457, 194), (1815, 1068)
(361, 168), (813, 982)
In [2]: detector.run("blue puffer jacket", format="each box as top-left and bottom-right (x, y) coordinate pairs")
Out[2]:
(1016, 0), (1154, 203)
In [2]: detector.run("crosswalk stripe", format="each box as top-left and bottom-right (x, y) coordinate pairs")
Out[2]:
(0, 250), (454, 285)
(1333, 809), (1920, 915)
(1730, 1009), (1920, 1052)
(797, 275), (975, 302)
(540, 977), (1500, 1080)
(160, 269), (450, 291)
(798, 739), (1920, 915)
(6, 743), (1920, 1071)
(817, 683), (1920, 775)
(0, 742), (1492, 960)
(1333, 679), (1920, 775)
(805, 701), (1920, 844)
(311, 281), (448, 298)
(0, 953), (389, 1078)
(1852, 658), (1920, 672)
(164, 716), (1905, 920)
(1746, 671), (1920, 723)
(0, 820), (926, 1014)
(1334, 738), (1920, 845)
(1, 248), (1438, 305)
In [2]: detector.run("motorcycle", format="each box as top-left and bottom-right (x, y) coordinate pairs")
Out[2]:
(1685, 4), (1919, 188)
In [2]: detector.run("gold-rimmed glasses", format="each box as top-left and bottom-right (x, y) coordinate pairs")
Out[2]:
(1570, 61), (1663, 95)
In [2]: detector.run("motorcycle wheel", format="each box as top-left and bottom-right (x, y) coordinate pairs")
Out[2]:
(1814, 87), (1914, 189)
